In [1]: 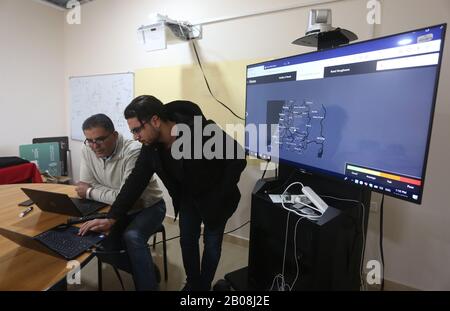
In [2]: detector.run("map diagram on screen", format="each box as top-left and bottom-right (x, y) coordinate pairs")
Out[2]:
(267, 99), (326, 158)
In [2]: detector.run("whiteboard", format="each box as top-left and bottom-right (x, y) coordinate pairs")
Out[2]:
(70, 73), (134, 141)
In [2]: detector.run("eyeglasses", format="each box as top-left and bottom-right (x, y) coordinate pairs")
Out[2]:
(130, 121), (147, 135)
(84, 132), (113, 146)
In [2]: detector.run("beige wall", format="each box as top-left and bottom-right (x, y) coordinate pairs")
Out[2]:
(364, 0), (450, 291)
(0, 0), (65, 155)
(3, 0), (450, 290)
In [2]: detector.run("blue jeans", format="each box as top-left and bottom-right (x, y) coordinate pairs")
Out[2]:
(101, 200), (166, 290)
(179, 200), (226, 291)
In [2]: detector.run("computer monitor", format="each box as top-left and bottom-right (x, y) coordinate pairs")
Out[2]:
(245, 24), (447, 204)
(32, 136), (69, 176)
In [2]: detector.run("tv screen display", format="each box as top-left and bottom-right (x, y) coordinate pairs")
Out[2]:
(245, 24), (446, 204)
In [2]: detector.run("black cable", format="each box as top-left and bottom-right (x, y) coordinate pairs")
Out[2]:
(191, 40), (245, 121)
(152, 233), (181, 245)
(261, 160), (270, 179)
(263, 169), (297, 194)
(224, 220), (250, 235)
(153, 220), (251, 246)
(359, 198), (367, 290)
(379, 194), (385, 291)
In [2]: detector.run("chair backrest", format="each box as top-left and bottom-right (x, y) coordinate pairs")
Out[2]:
(32, 137), (69, 176)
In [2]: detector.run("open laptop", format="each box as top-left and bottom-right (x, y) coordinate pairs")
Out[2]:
(21, 188), (108, 217)
(0, 225), (105, 260)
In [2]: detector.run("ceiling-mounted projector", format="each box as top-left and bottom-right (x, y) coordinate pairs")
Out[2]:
(156, 14), (202, 41)
(292, 9), (357, 50)
(137, 14), (202, 52)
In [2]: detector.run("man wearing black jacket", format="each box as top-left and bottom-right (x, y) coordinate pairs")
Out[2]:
(79, 95), (247, 291)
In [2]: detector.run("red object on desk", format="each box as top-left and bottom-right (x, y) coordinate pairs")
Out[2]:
(0, 163), (43, 185)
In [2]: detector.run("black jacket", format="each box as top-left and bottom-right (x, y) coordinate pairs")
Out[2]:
(108, 101), (247, 229)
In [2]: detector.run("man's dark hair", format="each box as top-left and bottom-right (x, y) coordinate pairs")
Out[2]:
(124, 95), (167, 123)
(82, 113), (115, 132)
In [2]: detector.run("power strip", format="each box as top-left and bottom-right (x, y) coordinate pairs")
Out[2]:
(269, 194), (312, 205)
(292, 195), (312, 205)
(301, 186), (328, 213)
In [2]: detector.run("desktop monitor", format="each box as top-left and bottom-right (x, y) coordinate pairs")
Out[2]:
(32, 136), (69, 176)
(19, 142), (62, 177)
(245, 24), (447, 204)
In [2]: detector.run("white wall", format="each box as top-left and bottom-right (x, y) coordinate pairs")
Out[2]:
(0, 0), (65, 155)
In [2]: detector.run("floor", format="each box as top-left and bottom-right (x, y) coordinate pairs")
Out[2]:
(68, 217), (249, 291)
(66, 217), (416, 291)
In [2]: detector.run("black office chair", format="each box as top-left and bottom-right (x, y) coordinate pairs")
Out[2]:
(152, 224), (168, 281)
(95, 224), (168, 291)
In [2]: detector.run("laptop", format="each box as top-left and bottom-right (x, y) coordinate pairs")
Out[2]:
(0, 225), (105, 260)
(21, 188), (108, 217)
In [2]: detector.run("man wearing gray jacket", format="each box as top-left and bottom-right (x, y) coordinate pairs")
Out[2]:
(76, 113), (165, 291)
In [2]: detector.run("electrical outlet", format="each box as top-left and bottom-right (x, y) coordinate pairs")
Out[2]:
(370, 201), (379, 213)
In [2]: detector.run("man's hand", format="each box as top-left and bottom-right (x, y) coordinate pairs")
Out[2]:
(78, 218), (116, 236)
(75, 181), (91, 198)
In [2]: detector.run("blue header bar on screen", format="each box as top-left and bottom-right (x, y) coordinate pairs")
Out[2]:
(247, 25), (445, 71)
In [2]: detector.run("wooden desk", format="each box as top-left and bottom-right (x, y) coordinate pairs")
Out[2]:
(0, 183), (103, 290)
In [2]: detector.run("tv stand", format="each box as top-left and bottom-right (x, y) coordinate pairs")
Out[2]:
(221, 170), (370, 291)
(218, 25), (372, 291)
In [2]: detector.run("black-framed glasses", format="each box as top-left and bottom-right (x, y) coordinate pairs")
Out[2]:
(130, 121), (147, 135)
(84, 132), (113, 146)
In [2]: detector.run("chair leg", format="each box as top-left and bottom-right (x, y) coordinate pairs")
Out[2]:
(113, 267), (126, 291)
(98, 259), (103, 291)
(162, 226), (168, 281)
(152, 234), (157, 250)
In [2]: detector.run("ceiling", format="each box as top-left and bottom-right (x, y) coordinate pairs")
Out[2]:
(41, 0), (94, 9)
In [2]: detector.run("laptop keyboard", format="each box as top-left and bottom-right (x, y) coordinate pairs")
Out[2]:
(35, 225), (105, 260)
(72, 198), (108, 216)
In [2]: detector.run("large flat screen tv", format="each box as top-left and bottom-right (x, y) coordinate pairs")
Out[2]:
(245, 24), (446, 204)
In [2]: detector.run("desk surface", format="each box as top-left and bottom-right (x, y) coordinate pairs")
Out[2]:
(0, 183), (104, 290)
